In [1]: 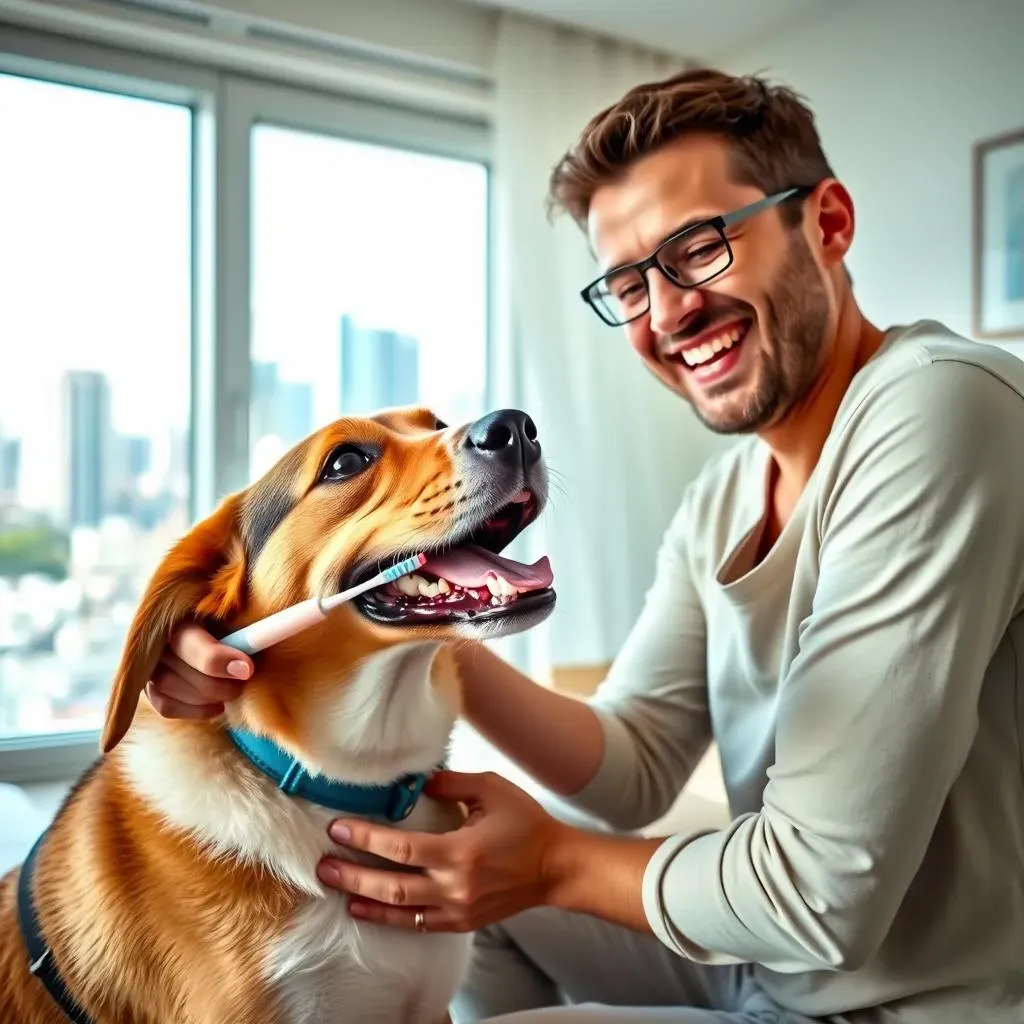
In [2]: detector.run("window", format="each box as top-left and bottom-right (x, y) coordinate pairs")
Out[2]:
(0, 32), (490, 783)
(249, 124), (489, 477)
(0, 73), (192, 742)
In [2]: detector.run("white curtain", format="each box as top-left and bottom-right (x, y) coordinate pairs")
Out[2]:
(489, 14), (736, 677)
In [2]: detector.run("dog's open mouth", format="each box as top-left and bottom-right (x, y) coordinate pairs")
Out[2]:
(351, 489), (554, 626)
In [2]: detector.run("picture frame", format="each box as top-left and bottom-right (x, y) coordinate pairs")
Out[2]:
(973, 127), (1024, 339)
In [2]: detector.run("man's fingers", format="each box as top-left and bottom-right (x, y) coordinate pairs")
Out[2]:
(169, 623), (253, 681)
(145, 681), (224, 721)
(147, 662), (235, 707)
(345, 899), (462, 933)
(316, 858), (440, 907)
(156, 651), (246, 704)
(423, 769), (497, 805)
(328, 819), (455, 868)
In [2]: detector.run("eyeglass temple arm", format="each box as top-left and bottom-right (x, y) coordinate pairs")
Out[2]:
(721, 186), (811, 228)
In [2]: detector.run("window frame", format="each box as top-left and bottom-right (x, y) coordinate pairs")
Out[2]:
(0, 26), (492, 784)
(219, 74), (492, 496)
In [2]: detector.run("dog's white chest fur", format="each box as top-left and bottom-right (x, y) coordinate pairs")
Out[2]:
(262, 791), (471, 1024)
(271, 890), (470, 1024)
(262, 795), (471, 1024)
(121, 640), (471, 1023)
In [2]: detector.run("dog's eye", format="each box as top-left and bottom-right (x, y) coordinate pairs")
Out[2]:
(320, 444), (372, 483)
(434, 417), (448, 431)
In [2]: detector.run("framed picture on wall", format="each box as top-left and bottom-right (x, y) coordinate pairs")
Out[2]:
(973, 127), (1024, 339)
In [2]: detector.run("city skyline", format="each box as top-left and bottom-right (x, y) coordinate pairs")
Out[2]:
(0, 309), (441, 526)
(1, 73), (489, 515)
(0, 69), (490, 740)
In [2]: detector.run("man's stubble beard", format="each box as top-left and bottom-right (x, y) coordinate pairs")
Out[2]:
(689, 232), (832, 436)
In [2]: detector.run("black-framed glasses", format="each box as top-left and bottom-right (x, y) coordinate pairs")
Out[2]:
(580, 186), (812, 327)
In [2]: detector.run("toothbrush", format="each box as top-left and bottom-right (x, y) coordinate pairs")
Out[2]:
(219, 554), (427, 656)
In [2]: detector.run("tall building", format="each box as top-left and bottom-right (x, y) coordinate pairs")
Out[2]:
(250, 361), (279, 447)
(105, 434), (155, 521)
(122, 436), (151, 479)
(0, 433), (19, 504)
(339, 315), (420, 415)
(168, 427), (190, 499)
(61, 370), (113, 528)
(251, 360), (314, 451)
(277, 379), (315, 445)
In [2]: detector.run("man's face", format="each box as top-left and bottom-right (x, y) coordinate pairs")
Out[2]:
(587, 134), (833, 434)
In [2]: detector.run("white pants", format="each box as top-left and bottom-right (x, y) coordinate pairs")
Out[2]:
(448, 900), (1013, 1024)
(449, 906), (816, 1024)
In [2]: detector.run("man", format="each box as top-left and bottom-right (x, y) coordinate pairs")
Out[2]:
(149, 68), (1024, 1022)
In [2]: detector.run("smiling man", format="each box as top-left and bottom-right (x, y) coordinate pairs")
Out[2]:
(150, 68), (1024, 1022)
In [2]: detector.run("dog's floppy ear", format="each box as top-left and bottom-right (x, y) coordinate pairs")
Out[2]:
(100, 493), (248, 753)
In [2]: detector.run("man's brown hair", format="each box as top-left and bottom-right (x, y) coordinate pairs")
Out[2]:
(547, 66), (836, 229)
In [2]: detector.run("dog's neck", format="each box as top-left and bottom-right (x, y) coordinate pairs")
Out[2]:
(263, 638), (459, 787)
(117, 639), (463, 896)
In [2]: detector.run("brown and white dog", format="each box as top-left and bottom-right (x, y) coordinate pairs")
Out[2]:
(0, 405), (555, 1024)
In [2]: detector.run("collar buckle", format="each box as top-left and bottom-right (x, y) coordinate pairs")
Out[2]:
(384, 773), (427, 821)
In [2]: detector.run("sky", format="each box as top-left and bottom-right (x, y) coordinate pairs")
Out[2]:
(0, 72), (488, 509)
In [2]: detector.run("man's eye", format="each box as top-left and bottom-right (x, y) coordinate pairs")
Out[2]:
(686, 242), (726, 262)
(320, 445), (372, 482)
(611, 282), (648, 308)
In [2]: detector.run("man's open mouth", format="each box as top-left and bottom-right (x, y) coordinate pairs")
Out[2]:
(350, 490), (555, 626)
(670, 319), (750, 372)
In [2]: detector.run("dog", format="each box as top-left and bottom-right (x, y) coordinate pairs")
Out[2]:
(0, 405), (556, 1023)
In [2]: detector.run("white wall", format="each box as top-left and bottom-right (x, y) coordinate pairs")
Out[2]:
(717, 0), (1024, 353)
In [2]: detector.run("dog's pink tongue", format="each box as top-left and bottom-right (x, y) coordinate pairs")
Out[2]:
(424, 544), (553, 590)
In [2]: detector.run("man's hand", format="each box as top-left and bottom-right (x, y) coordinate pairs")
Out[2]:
(316, 769), (664, 935)
(146, 623), (253, 720)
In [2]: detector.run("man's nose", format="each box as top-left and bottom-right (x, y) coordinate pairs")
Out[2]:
(647, 271), (704, 336)
(465, 409), (541, 470)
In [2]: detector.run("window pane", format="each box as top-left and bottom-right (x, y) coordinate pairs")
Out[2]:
(0, 74), (192, 739)
(249, 125), (488, 477)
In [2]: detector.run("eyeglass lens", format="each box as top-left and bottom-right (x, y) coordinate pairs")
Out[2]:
(589, 222), (731, 325)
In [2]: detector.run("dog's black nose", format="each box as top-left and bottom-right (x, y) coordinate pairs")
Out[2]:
(465, 409), (540, 469)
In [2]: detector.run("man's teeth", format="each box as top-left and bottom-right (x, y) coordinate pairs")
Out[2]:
(395, 571), (518, 599)
(681, 325), (745, 367)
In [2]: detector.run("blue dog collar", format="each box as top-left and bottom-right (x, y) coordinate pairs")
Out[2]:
(225, 728), (428, 822)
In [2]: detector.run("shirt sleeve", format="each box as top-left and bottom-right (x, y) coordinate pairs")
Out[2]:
(641, 358), (1024, 972)
(563, 489), (714, 832)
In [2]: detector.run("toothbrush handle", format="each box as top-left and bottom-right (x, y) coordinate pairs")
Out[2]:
(219, 598), (325, 655)
(218, 556), (426, 654)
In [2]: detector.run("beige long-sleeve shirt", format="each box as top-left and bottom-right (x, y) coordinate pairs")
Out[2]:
(569, 320), (1024, 1020)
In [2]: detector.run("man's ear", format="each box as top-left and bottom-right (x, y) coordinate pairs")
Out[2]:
(100, 493), (248, 754)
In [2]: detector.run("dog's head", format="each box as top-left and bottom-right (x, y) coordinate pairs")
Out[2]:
(99, 406), (555, 763)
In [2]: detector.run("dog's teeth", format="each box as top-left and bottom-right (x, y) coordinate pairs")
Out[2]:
(396, 574), (422, 597)
(437, 578), (451, 594)
(491, 596), (501, 605)
(485, 573), (517, 596)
